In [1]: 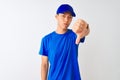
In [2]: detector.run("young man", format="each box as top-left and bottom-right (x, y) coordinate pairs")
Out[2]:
(39, 4), (90, 80)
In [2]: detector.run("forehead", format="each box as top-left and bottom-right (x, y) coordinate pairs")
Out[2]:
(59, 12), (72, 16)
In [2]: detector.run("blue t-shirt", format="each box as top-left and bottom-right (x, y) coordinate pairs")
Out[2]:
(39, 29), (85, 80)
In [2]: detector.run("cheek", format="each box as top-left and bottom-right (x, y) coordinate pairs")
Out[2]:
(58, 18), (64, 23)
(67, 19), (72, 25)
(57, 18), (62, 24)
(69, 18), (72, 22)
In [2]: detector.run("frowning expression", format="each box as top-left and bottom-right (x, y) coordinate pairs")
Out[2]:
(56, 12), (73, 30)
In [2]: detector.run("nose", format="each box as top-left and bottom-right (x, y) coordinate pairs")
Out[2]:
(64, 17), (69, 22)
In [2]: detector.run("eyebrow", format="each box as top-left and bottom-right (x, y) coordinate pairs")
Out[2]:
(61, 13), (72, 16)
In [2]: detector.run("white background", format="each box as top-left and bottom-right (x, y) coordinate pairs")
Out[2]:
(0, 0), (120, 80)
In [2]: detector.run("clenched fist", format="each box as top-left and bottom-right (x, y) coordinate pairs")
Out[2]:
(72, 19), (90, 44)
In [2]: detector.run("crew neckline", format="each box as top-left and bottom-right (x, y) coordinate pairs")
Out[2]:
(54, 29), (70, 36)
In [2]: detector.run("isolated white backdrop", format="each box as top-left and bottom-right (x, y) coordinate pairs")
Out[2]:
(0, 0), (120, 80)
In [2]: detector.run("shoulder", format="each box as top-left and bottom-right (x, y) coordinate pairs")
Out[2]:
(67, 29), (77, 37)
(42, 31), (55, 41)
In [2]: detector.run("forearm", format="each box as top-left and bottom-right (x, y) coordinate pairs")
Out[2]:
(41, 63), (49, 80)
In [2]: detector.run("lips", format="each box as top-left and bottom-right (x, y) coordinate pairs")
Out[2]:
(63, 23), (68, 26)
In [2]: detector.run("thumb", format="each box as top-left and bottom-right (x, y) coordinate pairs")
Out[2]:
(75, 34), (81, 44)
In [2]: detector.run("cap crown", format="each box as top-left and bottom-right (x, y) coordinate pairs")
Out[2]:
(56, 4), (76, 17)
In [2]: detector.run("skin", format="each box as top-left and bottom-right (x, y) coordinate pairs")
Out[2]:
(55, 12), (73, 34)
(72, 19), (90, 44)
(41, 12), (90, 80)
(41, 56), (49, 80)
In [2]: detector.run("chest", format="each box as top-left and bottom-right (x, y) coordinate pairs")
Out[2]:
(47, 35), (76, 62)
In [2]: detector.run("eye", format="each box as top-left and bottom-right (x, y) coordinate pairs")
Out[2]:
(68, 16), (72, 19)
(61, 15), (65, 18)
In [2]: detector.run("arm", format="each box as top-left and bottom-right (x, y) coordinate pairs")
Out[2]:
(41, 56), (49, 80)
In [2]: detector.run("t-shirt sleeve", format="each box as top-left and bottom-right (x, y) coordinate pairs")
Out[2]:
(80, 37), (85, 43)
(39, 37), (48, 56)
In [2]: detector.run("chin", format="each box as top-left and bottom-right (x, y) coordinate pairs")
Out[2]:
(64, 25), (69, 28)
(63, 26), (68, 30)
(60, 24), (69, 30)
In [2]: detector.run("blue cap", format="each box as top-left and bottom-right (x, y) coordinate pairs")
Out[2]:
(56, 4), (76, 17)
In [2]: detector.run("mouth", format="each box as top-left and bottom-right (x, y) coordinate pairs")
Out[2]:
(63, 23), (68, 26)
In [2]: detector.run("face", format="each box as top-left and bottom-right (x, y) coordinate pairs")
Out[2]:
(56, 12), (73, 30)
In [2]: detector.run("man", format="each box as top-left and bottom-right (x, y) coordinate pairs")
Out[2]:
(39, 4), (90, 80)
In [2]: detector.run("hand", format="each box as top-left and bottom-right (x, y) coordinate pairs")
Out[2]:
(72, 19), (89, 44)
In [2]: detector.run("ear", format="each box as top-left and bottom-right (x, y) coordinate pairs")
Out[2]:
(55, 14), (58, 19)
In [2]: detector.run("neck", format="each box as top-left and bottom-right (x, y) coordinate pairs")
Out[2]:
(55, 26), (68, 34)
